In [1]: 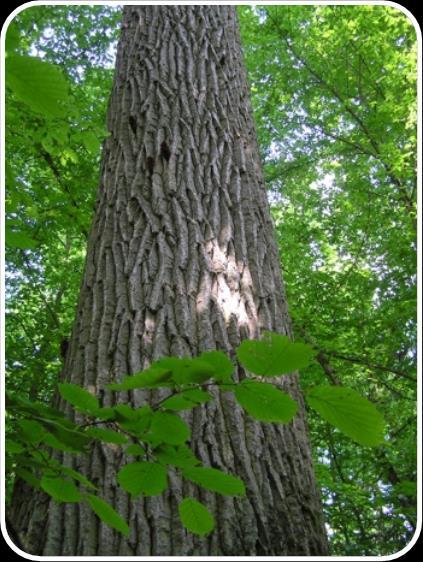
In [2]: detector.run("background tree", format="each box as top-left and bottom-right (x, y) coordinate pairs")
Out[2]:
(4, 3), (417, 557)
(6, 5), (329, 556)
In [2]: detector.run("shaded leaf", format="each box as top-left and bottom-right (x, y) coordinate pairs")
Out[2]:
(40, 476), (81, 502)
(182, 467), (245, 496)
(178, 498), (214, 536)
(86, 494), (129, 536)
(58, 383), (99, 414)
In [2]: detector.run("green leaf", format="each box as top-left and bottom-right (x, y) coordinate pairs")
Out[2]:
(155, 444), (200, 468)
(117, 462), (167, 496)
(86, 494), (129, 537)
(160, 394), (197, 411)
(178, 498), (215, 536)
(234, 380), (298, 423)
(42, 420), (91, 452)
(6, 228), (38, 249)
(199, 351), (234, 383)
(181, 389), (212, 404)
(161, 389), (212, 411)
(115, 405), (152, 434)
(58, 383), (99, 414)
(236, 332), (315, 376)
(80, 131), (101, 154)
(306, 386), (385, 446)
(149, 411), (190, 445)
(155, 357), (215, 385)
(107, 366), (173, 391)
(5, 24), (20, 54)
(17, 419), (46, 443)
(94, 407), (116, 421)
(86, 427), (128, 445)
(7, 55), (69, 117)
(182, 467), (245, 496)
(125, 444), (146, 457)
(15, 468), (40, 489)
(6, 438), (25, 454)
(59, 466), (97, 490)
(40, 476), (81, 502)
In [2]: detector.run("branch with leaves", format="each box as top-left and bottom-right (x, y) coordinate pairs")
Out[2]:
(6, 332), (386, 539)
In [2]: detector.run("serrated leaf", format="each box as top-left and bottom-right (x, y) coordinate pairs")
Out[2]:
(199, 351), (234, 383)
(6, 228), (38, 249)
(235, 380), (298, 423)
(306, 385), (385, 446)
(125, 444), (146, 457)
(161, 389), (212, 411)
(81, 131), (101, 154)
(182, 467), (245, 496)
(94, 407), (116, 421)
(7, 55), (69, 117)
(6, 438), (25, 454)
(59, 466), (97, 490)
(42, 420), (91, 452)
(160, 394), (197, 411)
(15, 468), (40, 489)
(150, 411), (190, 445)
(181, 389), (212, 404)
(117, 462), (167, 496)
(178, 498), (214, 536)
(155, 357), (215, 385)
(86, 494), (129, 536)
(115, 405), (152, 434)
(17, 419), (46, 443)
(156, 444), (200, 468)
(108, 367), (172, 391)
(58, 383), (99, 414)
(40, 476), (81, 502)
(236, 332), (315, 376)
(86, 427), (128, 445)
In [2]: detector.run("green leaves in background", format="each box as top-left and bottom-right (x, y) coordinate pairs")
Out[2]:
(178, 498), (215, 536)
(306, 386), (385, 446)
(117, 462), (167, 496)
(86, 494), (129, 537)
(236, 332), (315, 376)
(234, 380), (298, 423)
(7, 55), (69, 117)
(182, 467), (246, 496)
(58, 383), (99, 414)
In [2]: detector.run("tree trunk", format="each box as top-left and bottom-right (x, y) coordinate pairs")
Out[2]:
(10, 6), (328, 556)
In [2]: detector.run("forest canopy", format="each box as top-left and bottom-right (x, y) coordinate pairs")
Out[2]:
(3, 3), (418, 556)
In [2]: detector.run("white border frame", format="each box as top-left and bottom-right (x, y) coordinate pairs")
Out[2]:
(1, 1), (421, 560)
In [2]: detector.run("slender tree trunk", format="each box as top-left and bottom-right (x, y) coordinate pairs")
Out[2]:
(10, 6), (328, 556)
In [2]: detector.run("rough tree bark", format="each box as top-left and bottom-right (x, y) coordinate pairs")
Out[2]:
(10, 6), (328, 556)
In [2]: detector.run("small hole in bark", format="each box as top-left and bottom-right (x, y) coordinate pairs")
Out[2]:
(160, 141), (171, 161)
